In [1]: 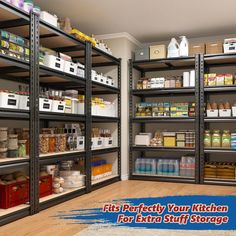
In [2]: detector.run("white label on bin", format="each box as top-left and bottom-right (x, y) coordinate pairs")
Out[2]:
(8, 99), (16, 106)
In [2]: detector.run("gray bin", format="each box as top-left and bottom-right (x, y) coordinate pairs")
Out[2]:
(135, 48), (149, 61)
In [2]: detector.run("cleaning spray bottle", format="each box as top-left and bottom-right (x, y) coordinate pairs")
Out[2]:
(179, 36), (189, 57)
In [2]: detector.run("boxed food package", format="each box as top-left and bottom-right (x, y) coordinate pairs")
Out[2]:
(207, 109), (219, 117)
(149, 45), (166, 59)
(216, 74), (225, 86)
(224, 38), (236, 54)
(163, 132), (176, 147)
(135, 133), (152, 146)
(207, 73), (217, 86)
(206, 42), (223, 54)
(135, 48), (149, 61)
(40, 11), (58, 28)
(189, 43), (205, 56)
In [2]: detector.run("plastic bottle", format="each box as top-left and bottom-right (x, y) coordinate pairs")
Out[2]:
(157, 159), (163, 175)
(162, 159), (169, 176)
(168, 160), (174, 176)
(135, 158), (140, 174)
(180, 156), (187, 177)
(189, 157), (195, 177)
(140, 158), (146, 174)
(145, 159), (151, 175)
(167, 38), (179, 58)
(179, 36), (189, 57)
(150, 159), (156, 175)
(173, 160), (180, 176)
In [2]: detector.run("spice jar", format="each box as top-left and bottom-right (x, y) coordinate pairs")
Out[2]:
(212, 130), (221, 147)
(49, 134), (56, 153)
(18, 140), (27, 157)
(222, 130), (231, 148)
(22, 128), (30, 155)
(59, 134), (66, 152)
(204, 130), (212, 147)
(175, 76), (182, 88)
(0, 127), (8, 141)
(8, 134), (18, 150)
(39, 134), (49, 154)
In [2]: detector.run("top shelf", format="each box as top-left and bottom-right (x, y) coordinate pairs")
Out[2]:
(204, 53), (236, 67)
(132, 56), (195, 72)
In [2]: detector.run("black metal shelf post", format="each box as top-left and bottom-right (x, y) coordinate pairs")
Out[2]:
(30, 12), (40, 214)
(118, 59), (122, 178)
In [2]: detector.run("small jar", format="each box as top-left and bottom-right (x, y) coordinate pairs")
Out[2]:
(18, 140), (27, 157)
(204, 130), (212, 147)
(0, 127), (8, 141)
(22, 128), (30, 155)
(175, 76), (182, 88)
(222, 130), (231, 148)
(212, 130), (221, 147)
(8, 134), (18, 150)
(39, 134), (49, 154)
(49, 134), (56, 153)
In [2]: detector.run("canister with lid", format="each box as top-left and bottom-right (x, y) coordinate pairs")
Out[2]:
(39, 134), (49, 154)
(8, 134), (18, 150)
(0, 127), (8, 141)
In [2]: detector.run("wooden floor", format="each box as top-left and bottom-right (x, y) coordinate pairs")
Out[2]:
(0, 180), (236, 236)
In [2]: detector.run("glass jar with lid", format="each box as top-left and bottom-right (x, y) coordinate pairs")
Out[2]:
(0, 127), (8, 141)
(212, 130), (221, 147)
(8, 134), (18, 150)
(175, 76), (182, 88)
(49, 134), (56, 153)
(222, 130), (231, 148)
(204, 130), (212, 147)
(59, 134), (67, 152)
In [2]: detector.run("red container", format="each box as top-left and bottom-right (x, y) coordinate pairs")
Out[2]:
(0, 180), (29, 209)
(39, 175), (53, 198)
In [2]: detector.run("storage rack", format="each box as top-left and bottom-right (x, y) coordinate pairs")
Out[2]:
(129, 53), (236, 186)
(0, 2), (121, 225)
(199, 53), (236, 186)
(129, 56), (200, 184)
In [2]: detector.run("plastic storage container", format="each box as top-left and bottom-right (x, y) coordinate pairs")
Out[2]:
(39, 98), (52, 112)
(43, 55), (64, 72)
(51, 100), (65, 113)
(0, 91), (19, 109)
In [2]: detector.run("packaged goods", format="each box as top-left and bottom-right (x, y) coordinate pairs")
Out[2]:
(204, 130), (212, 147)
(167, 38), (179, 58)
(135, 133), (152, 146)
(206, 42), (223, 54)
(135, 48), (149, 61)
(150, 45), (166, 59)
(224, 38), (236, 54)
(212, 130), (221, 147)
(179, 36), (189, 57)
(189, 43), (205, 56)
(40, 11), (58, 27)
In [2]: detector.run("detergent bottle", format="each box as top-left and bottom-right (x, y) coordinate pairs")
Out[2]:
(167, 38), (179, 58)
(179, 36), (189, 57)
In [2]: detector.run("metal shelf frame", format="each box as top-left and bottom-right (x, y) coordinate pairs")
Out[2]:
(0, 3), (121, 225)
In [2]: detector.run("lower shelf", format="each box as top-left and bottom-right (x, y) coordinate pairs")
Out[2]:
(0, 157), (29, 166)
(39, 186), (86, 203)
(92, 174), (119, 185)
(204, 178), (236, 185)
(0, 204), (29, 218)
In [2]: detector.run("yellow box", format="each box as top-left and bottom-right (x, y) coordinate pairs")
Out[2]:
(150, 45), (166, 60)
(163, 137), (176, 147)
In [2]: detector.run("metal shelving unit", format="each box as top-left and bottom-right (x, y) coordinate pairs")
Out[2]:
(129, 56), (200, 184)
(201, 53), (236, 186)
(0, 2), (121, 225)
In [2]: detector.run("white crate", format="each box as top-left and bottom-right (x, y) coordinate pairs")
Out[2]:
(19, 94), (29, 110)
(219, 109), (231, 117)
(78, 102), (84, 115)
(232, 107), (236, 117)
(206, 109), (218, 117)
(103, 137), (113, 147)
(44, 55), (64, 72)
(64, 61), (77, 76)
(76, 136), (84, 150)
(39, 98), (52, 112)
(0, 92), (19, 109)
(92, 137), (103, 149)
(40, 11), (58, 27)
(51, 100), (65, 113)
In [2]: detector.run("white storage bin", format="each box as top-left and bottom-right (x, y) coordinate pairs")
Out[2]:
(91, 70), (98, 81)
(71, 98), (78, 114)
(39, 98), (52, 112)
(64, 61), (77, 76)
(40, 11), (58, 27)
(232, 107), (236, 117)
(77, 67), (85, 78)
(44, 55), (64, 72)
(92, 104), (99, 116)
(103, 137), (113, 147)
(78, 102), (84, 115)
(219, 109), (231, 117)
(92, 137), (103, 149)
(19, 94), (29, 110)
(206, 109), (218, 117)
(99, 75), (106, 84)
(135, 133), (152, 146)
(0, 92), (19, 109)
(76, 136), (85, 150)
(51, 100), (65, 113)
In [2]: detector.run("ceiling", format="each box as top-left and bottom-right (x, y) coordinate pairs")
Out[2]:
(35, 0), (236, 43)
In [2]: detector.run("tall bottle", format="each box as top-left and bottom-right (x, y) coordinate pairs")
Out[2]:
(135, 158), (141, 174)
(179, 36), (189, 57)
(157, 159), (163, 175)
(167, 38), (179, 58)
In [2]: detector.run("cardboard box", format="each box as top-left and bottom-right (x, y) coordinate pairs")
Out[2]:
(206, 42), (223, 54)
(150, 45), (166, 59)
(189, 43), (205, 56)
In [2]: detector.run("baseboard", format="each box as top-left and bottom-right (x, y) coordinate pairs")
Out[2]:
(121, 174), (129, 181)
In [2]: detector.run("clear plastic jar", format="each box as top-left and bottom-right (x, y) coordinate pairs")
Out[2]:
(0, 127), (8, 141)
(55, 134), (61, 152)
(22, 128), (30, 155)
(8, 134), (18, 150)
(212, 130), (221, 147)
(204, 130), (212, 147)
(18, 140), (27, 157)
(59, 134), (66, 152)
(49, 134), (56, 153)
(39, 134), (49, 154)
(222, 130), (231, 148)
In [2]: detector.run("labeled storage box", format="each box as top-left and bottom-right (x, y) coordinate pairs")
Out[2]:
(78, 102), (85, 115)
(64, 61), (77, 75)
(51, 100), (65, 113)
(76, 136), (85, 150)
(189, 43), (205, 56)
(43, 55), (64, 72)
(19, 94), (29, 110)
(0, 92), (19, 109)
(206, 42), (223, 54)
(103, 137), (113, 147)
(0, 180), (29, 209)
(39, 175), (52, 198)
(60, 171), (85, 188)
(163, 132), (176, 147)
(92, 137), (103, 149)
(135, 48), (149, 61)
(224, 38), (236, 54)
(135, 133), (152, 146)
(232, 106), (236, 117)
(39, 98), (52, 112)
(40, 11), (58, 27)
(150, 45), (166, 59)
(207, 109), (219, 117)
(219, 109), (231, 117)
